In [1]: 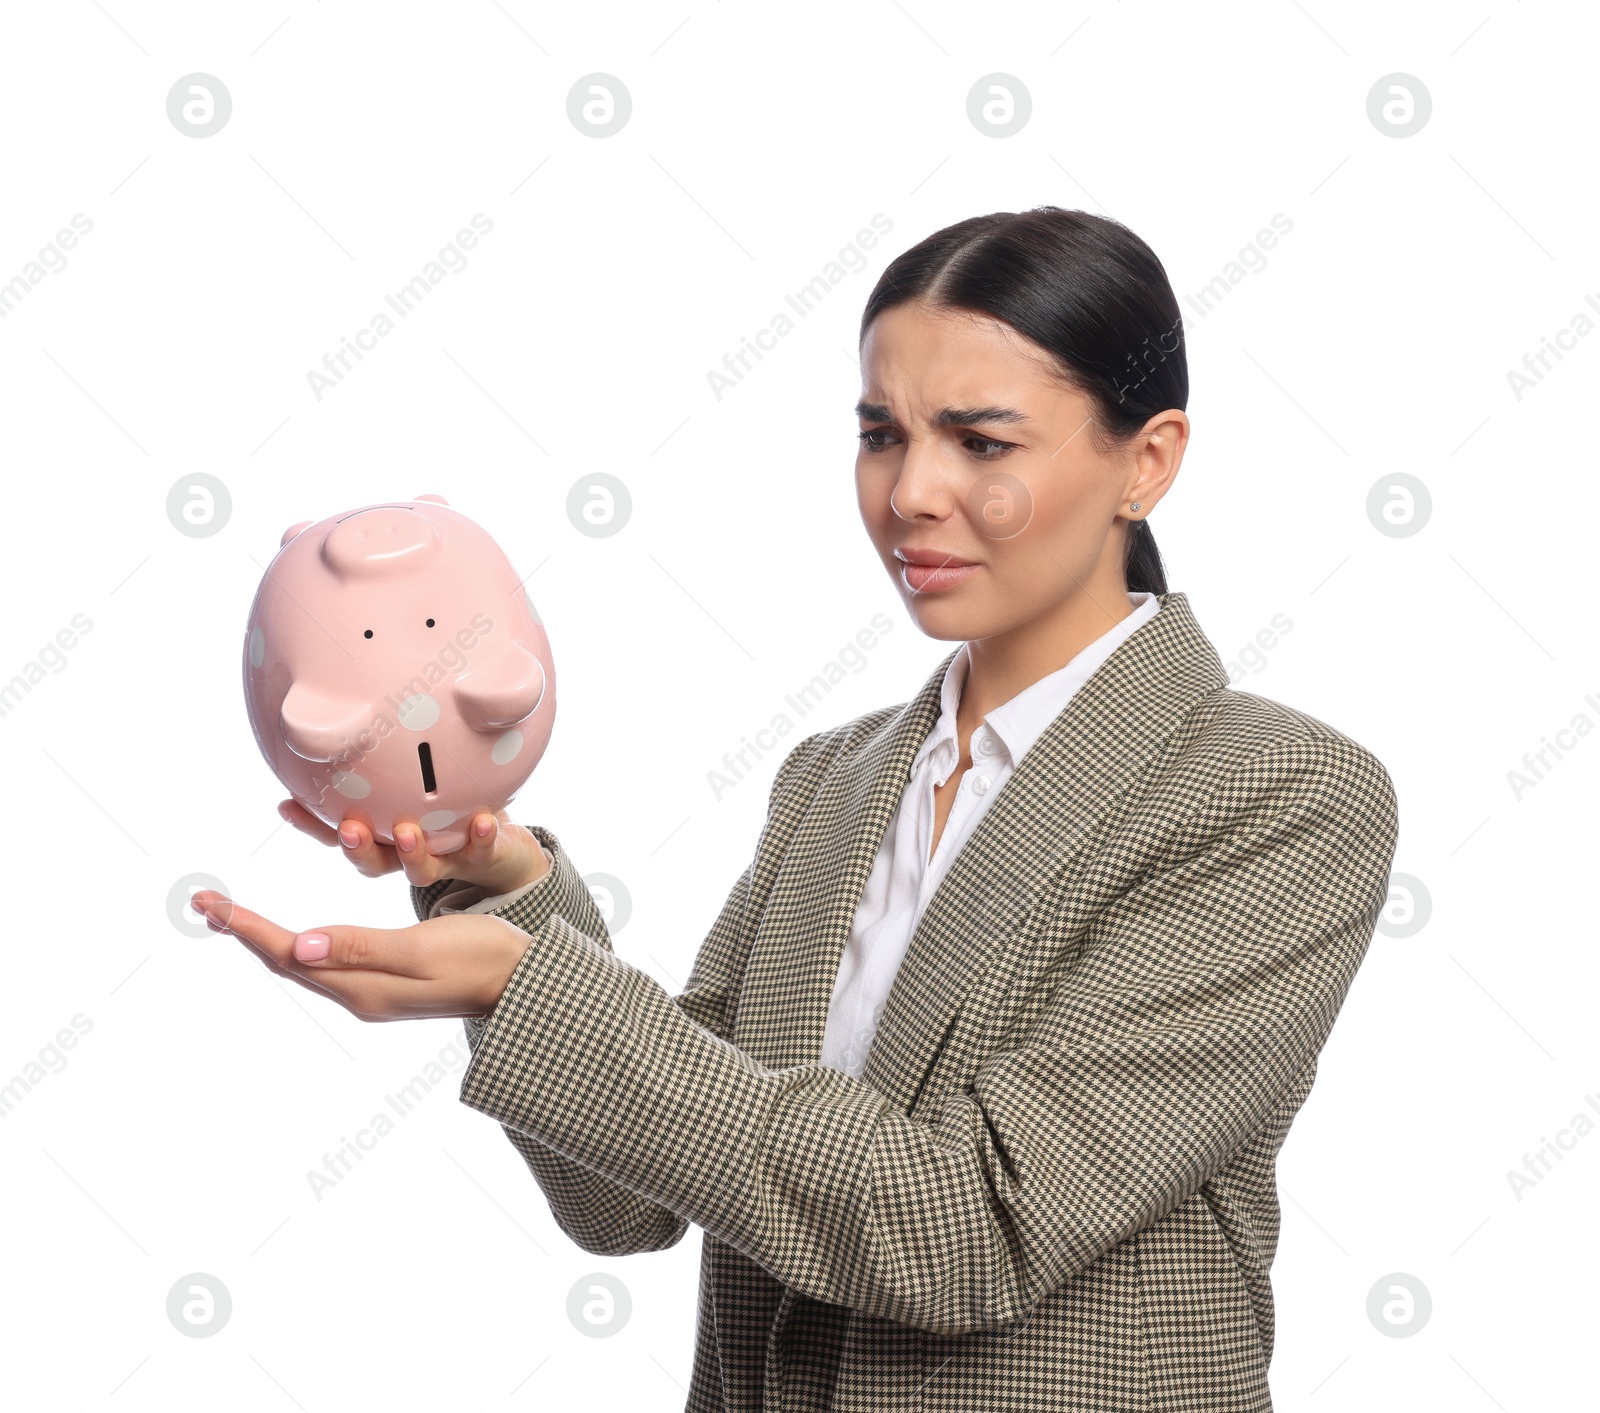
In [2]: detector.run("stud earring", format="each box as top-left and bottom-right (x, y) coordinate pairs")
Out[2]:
(1130, 501), (1143, 513)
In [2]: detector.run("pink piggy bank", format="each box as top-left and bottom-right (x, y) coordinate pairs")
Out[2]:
(242, 494), (555, 852)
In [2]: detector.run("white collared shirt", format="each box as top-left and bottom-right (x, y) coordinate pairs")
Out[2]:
(818, 591), (1161, 1077)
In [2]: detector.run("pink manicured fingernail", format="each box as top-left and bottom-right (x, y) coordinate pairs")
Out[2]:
(395, 827), (416, 853)
(338, 826), (360, 848)
(295, 932), (330, 962)
(474, 816), (493, 838)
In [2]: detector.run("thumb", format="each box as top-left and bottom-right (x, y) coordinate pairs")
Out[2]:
(293, 922), (425, 976)
(292, 924), (371, 967)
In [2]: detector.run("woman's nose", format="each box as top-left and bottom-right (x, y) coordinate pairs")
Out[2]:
(889, 441), (962, 520)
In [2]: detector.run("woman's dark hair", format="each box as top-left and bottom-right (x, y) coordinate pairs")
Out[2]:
(858, 207), (1184, 596)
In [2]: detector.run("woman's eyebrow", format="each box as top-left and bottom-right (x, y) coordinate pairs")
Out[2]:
(854, 401), (1030, 426)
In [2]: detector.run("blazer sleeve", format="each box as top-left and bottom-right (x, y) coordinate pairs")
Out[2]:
(452, 734), (1400, 1334)
(410, 742), (812, 1257)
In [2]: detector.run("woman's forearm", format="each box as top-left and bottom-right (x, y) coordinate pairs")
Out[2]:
(413, 827), (706, 1256)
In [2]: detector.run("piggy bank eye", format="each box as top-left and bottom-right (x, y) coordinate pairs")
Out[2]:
(363, 629), (373, 639)
(426, 618), (435, 627)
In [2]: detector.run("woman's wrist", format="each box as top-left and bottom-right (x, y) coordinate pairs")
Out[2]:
(421, 830), (553, 907)
(472, 837), (551, 899)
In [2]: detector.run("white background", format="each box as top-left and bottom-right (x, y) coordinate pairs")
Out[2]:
(1, 1), (1594, 1407)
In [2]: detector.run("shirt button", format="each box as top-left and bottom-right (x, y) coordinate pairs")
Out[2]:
(971, 773), (991, 795)
(975, 731), (995, 756)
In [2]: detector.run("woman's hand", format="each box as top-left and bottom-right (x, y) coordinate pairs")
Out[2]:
(190, 889), (532, 1021)
(276, 799), (550, 896)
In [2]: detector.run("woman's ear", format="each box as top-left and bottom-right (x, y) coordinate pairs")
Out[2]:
(1125, 412), (1189, 513)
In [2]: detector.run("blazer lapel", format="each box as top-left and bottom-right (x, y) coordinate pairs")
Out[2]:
(859, 591), (1229, 1113)
(731, 643), (953, 1068)
(731, 591), (1230, 1116)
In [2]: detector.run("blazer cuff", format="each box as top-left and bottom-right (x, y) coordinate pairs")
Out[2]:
(409, 828), (565, 924)
(425, 845), (556, 919)
(450, 828), (611, 1050)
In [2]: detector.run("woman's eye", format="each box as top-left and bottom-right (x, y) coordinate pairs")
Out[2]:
(857, 428), (1012, 458)
(965, 436), (1013, 459)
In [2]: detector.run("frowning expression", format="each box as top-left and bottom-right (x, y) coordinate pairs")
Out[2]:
(855, 299), (1148, 641)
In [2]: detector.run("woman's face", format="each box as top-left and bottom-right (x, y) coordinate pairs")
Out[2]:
(855, 298), (1184, 642)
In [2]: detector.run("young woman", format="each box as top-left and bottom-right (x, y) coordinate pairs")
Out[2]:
(197, 207), (1400, 1411)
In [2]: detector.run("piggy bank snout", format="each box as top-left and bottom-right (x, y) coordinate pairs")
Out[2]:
(321, 507), (441, 577)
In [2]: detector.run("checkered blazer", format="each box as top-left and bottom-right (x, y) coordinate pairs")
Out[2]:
(413, 590), (1400, 1412)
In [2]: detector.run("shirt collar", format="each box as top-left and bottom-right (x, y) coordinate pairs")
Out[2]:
(912, 591), (1162, 778)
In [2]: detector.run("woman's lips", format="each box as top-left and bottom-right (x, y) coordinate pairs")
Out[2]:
(899, 560), (980, 593)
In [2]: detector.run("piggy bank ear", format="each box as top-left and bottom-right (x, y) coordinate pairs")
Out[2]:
(281, 521), (313, 547)
(413, 494), (449, 506)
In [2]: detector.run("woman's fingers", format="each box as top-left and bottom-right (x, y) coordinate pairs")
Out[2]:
(277, 798), (338, 844)
(277, 799), (533, 891)
(194, 891), (520, 1021)
(202, 906), (345, 1001)
(391, 818), (451, 887)
(278, 799), (402, 878)
(192, 891), (435, 1019)
(424, 810), (541, 895)
(333, 817), (402, 878)
(388, 811), (517, 890)
(453, 810), (515, 881)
